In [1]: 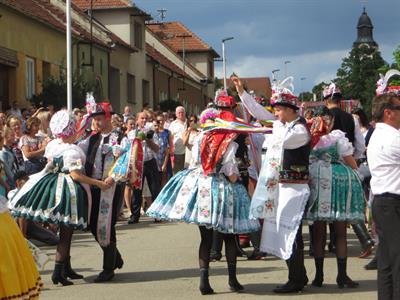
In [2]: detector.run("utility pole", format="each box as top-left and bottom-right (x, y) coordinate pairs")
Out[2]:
(222, 37), (234, 90)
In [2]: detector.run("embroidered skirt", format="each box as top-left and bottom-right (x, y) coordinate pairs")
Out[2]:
(11, 172), (89, 229)
(0, 212), (42, 300)
(146, 168), (260, 234)
(306, 163), (365, 222)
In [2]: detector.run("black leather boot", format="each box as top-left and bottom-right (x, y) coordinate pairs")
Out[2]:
(365, 255), (377, 270)
(312, 257), (324, 287)
(274, 248), (307, 293)
(199, 268), (214, 295)
(52, 261), (73, 286)
(336, 257), (359, 288)
(115, 249), (124, 270)
(228, 262), (244, 292)
(64, 256), (84, 280)
(210, 230), (223, 261)
(94, 245), (116, 283)
(351, 221), (374, 258)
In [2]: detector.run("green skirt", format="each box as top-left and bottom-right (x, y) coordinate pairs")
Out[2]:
(12, 172), (89, 229)
(306, 163), (365, 222)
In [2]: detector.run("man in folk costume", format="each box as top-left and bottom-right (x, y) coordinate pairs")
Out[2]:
(78, 99), (124, 283)
(232, 75), (311, 293)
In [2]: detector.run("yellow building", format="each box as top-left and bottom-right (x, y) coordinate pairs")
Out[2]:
(0, 0), (112, 110)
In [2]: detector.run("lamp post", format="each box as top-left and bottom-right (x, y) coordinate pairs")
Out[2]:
(284, 60), (291, 77)
(272, 69), (280, 83)
(222, 37), (234, 91)
(66, 0), (72, 112)
(300, 77), (306, 101)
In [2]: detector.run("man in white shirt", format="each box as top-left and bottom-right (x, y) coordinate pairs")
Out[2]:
(169, 106), (187, 174)
(367, 93), (400, 300)
(129, 112), (160, 224)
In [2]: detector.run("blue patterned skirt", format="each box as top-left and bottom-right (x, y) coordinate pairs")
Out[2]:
(147, 168), (260, 234)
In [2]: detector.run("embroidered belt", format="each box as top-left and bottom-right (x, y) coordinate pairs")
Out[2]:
(279, 170), (309, 184)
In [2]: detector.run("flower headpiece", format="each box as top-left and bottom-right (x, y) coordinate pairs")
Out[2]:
(376, 69), (400, 95)
(200, 108), (219, 124)
(323, 83), (342, 99)
(214, 89), (236, 108)
(270, 76), (299, 110)
(50, 110), (76, 139)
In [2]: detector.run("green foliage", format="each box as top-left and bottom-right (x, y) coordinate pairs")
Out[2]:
(31, 73), (99, 109)
(159, 99), (182, 112)
(312, 81), (328, 101)
(298, 92), (314, 102)
(335, 45), (387, 115)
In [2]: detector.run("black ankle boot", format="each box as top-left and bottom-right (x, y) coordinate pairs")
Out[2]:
(228, 263), (244, 292)
(199, 268), (214, 295)
(312, 257), (324, 287)
(336, 257), (359, 288)
(64, 256), (84, 280)
(52, 261), (73, 286)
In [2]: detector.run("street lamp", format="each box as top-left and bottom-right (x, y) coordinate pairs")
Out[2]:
(272, 69), (280, 82)
(300, 77), (307, 101)
(284, 60), (291, 77)
(222, 37), (234, 91)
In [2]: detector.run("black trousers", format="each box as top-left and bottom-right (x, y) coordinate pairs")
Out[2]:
(372, 195), (400, 300)
(286, 224), (307, 285)
(131, 158), (162, 221)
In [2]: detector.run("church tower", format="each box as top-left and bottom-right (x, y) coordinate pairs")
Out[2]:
(353, 7), (378, 48)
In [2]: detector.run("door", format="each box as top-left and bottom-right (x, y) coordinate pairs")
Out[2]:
(0, 64), (9, 110)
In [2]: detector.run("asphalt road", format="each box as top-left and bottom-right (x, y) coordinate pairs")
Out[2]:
(37, 217), (377, 300)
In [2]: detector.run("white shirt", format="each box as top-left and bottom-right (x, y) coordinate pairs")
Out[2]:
(169, 119), (187, 155)
(367, 123), (400, 196)
(126, 128), (159, 162)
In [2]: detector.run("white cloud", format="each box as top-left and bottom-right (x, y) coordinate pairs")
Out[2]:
(215, 49), (348, 91)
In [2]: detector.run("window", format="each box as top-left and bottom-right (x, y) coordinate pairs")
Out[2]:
(127, 73), (136, 104)
(25, 57), (35, 99)
(134, 22), (143, 49)
(42, 61), (51, 82)
(142, 80), (149, 103)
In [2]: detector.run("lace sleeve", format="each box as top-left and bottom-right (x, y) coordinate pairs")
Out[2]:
(63, 147), (86, 172)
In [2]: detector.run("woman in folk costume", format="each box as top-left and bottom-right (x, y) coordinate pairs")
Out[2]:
(10, 110), (111, 286)
(232, 75), (311, 293)
(306, 107), (364, 288)
(147, 106), (266, 295)
(0, 196), (42, 299)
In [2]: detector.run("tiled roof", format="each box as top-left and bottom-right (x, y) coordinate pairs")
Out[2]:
(1, 0), (111, 49)
(224, 77), (272, 98)
(146, 43), (197, 82)
(73, 0), (130, 9)
(147, 22), (219, 58)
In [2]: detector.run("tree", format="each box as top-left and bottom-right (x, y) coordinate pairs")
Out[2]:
(312, 81), (328, 101)
(298, 91), (314, 102)
(159, 99), (182, 112)
(31, 72), (99, 109)
(335, 45), (387, 114)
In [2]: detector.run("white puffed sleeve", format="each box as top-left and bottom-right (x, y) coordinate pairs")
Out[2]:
(63, 146), (86, 172)
(219, 142), (240, 177)
(331, 130), (354, 157)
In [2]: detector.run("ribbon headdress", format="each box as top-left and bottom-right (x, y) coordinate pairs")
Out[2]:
(270, 76), (299, 110)
(376, 69), (400, 95)
(323, 82), (342, 99)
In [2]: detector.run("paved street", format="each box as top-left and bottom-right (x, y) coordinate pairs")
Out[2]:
(38, 218), (377, 300)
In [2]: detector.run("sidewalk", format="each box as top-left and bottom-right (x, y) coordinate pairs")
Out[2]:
(38, 218), (377, 300)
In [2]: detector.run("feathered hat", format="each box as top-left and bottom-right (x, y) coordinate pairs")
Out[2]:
(323, 82), (342, 100)
(85, 92), (114, 119)
(270, 76), (299, 110)
(214, 89), (236, 108)
(376, 69), (400, 95)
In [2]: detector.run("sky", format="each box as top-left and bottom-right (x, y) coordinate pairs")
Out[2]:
(134, 0), (400, 93)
